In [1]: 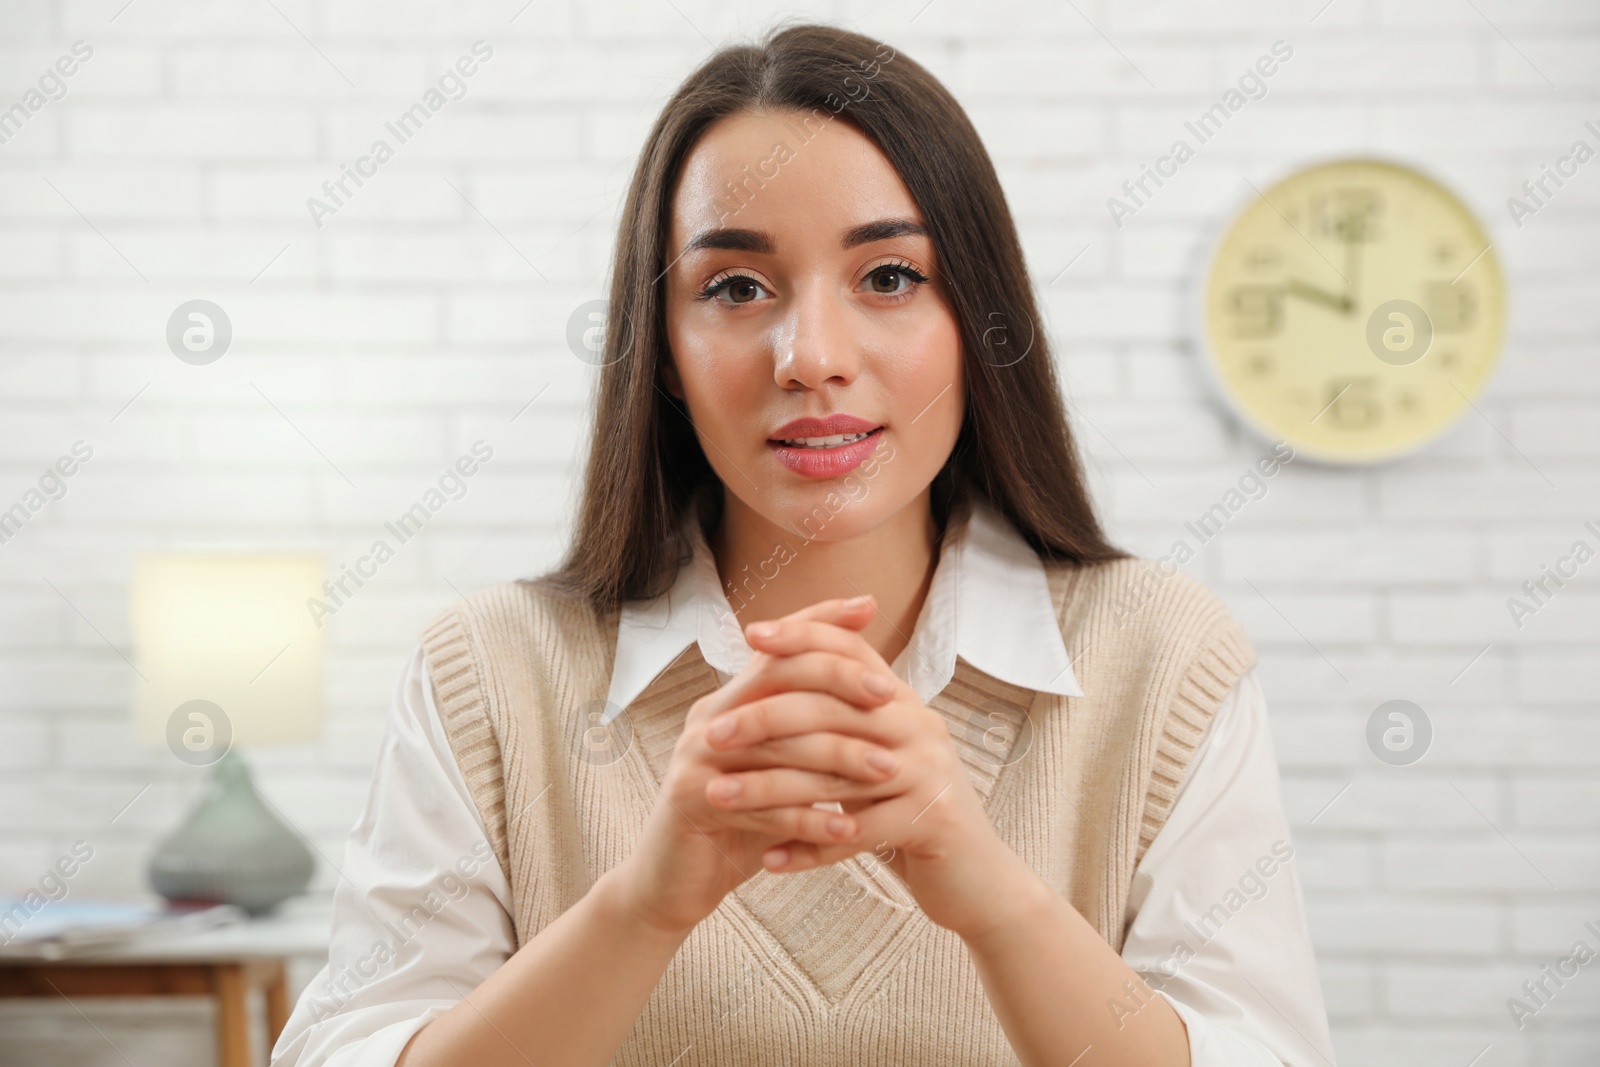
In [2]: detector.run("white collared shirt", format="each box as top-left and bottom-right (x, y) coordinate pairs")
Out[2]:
(272, 499), (1338, 1067)
(606, 496), (1085, 721)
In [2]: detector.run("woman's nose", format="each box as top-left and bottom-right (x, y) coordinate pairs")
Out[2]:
(772, 282), (860, 391)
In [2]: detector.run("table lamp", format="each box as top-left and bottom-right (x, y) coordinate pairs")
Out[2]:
(131, 553), (324, 916)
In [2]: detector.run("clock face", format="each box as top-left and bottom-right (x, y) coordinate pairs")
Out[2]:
(1199, 159), (1506, 463)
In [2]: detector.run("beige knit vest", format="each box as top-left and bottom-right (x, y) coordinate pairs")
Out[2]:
(419, 555), (1256, 1066)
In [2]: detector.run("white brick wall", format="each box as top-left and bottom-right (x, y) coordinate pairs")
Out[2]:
(1, 1), (1595, 1064)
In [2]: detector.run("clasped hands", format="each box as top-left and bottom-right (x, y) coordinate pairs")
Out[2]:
(644, 593), (1029, 940)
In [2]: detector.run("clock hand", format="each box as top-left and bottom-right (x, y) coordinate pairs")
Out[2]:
(1284, 276), (1353, 314)
(1343, 228), (1362, 314)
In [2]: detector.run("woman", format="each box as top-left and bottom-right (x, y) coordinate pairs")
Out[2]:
(274, 21), (1335, 1067)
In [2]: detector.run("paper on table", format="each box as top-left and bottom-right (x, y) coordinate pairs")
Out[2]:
(0, 897), (246, 959)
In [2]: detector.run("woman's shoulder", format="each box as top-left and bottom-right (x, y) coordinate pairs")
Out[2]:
(1039, 553), (1251, 654)
(418, 574), (618, 661)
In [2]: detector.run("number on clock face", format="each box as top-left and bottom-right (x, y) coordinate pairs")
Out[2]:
(1202, 159), (1504, 463)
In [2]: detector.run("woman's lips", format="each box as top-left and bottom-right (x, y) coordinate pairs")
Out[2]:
(768, 426), (885, 479)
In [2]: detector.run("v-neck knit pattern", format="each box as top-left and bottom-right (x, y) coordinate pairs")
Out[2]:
(420, 551), (1255, 1066)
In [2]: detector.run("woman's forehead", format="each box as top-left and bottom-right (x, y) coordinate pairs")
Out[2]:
(668, 110), (921, 251)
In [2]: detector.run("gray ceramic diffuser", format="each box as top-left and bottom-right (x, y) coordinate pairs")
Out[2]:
(147, 751), (315, 916)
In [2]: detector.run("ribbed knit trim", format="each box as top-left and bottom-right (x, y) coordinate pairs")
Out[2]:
(419, 597), (511, 886)
(1140, 608), (1257, 864)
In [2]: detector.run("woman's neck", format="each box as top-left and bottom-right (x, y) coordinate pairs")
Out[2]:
(709, 488), (943, 668)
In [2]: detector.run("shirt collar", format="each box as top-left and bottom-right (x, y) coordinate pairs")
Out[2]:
(602, 495), (1083, 724)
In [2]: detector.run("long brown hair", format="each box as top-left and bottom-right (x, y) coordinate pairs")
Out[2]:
(538, 20), (1127, 613)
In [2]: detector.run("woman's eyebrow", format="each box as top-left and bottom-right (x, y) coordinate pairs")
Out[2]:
(683, 227), (774, 255)
(841, 217), (927, 248)
(680, 217), (928, 256)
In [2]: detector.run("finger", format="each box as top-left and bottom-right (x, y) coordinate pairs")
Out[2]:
(705, 764), (903, 813)
(707, 730), (901, 783)
(775, 594), (879, 631)
(760, 793), (926, 871)
(703, 686), (907, 751)
(743, 616), (895, 679)
(695, 650), (897, 731)
(709, 802), (861, 846)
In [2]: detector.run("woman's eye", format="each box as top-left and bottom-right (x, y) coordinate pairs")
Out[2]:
(701, 275), (768, 304)
(864, 265), (927, 296)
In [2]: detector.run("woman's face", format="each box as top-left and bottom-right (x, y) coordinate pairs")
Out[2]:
(662, 108), (964, 542)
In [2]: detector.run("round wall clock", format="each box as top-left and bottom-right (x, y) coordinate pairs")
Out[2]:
(1194, 157), (1506, 464)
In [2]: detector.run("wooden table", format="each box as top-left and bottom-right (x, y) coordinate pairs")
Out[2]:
(0, 893), (331, 1067)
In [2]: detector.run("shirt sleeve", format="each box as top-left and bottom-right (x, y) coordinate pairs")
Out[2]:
(270, 644), (516, 1067)
(1118, 666), (1338, 1067)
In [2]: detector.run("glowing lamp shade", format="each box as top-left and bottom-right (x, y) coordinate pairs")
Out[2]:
(132, 553), (324, 750)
